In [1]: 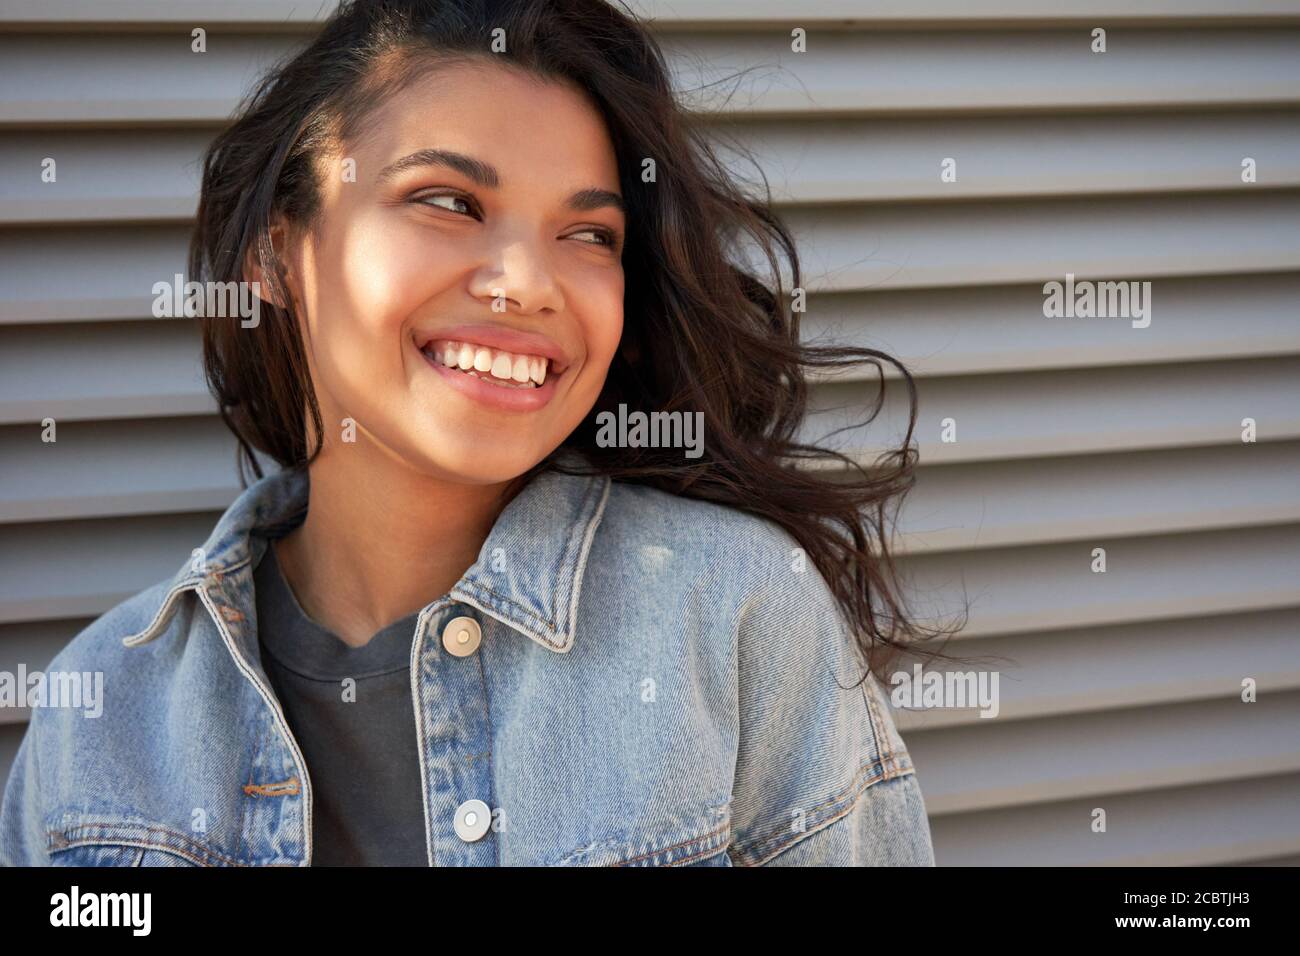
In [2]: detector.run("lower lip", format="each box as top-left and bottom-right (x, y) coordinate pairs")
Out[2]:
(418, 345), (561, 412)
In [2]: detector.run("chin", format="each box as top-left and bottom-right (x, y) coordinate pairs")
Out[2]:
(410, 438), (550, 486)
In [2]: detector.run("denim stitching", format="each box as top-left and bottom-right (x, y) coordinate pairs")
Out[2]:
(862, 677), (906, 777)
(242, 777), (301, 797)
(730, 755), (916, 866)
(611, 820), (732, 866)
(120, 582), (197, 646)
(49, 821), (243, 867)
(556, 802), (731, 866)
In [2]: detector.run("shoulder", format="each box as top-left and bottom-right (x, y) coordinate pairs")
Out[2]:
(22, 576), (182, 769)
(589, 479), (852, 687)
(44, 577), (178, 676)
(596, 479), (812, 600)
(593, 484), (912, 864)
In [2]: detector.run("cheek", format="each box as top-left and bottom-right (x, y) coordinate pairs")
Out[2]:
(580, 278), (625, 372)
(309, 213), (461, 376)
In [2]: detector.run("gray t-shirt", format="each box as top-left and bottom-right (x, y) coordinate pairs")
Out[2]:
(253, 537), (428, 866)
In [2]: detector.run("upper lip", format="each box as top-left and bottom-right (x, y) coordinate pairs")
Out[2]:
(415, 324), (572, 375)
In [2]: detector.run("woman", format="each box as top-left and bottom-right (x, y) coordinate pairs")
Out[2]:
(1, 0), (951, 866)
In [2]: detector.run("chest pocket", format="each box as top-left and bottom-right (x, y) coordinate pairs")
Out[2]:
(550, 801), (733, 867)
(47, 818), (223, 867)
(49, 843), (200, 867)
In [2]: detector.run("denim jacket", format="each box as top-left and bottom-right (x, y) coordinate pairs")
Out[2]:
(0, 453), (935, 866)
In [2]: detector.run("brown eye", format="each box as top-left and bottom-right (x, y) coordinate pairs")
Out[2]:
(415, 191), (478, 218)
(569, 228), (619, 249)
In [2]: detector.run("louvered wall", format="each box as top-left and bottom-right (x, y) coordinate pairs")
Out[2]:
(2, 1), (1298, 866)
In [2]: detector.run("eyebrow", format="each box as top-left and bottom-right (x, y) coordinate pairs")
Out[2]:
(376, 147), (626, 216)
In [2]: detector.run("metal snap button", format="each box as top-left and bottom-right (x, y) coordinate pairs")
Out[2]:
(441, 615), (482, 657)
(454, 798), (492, 842)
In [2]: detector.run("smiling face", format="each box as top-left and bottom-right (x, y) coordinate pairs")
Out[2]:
(274, 58), (626, 485)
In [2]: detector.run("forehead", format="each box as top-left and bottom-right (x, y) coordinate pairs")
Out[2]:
(353, 58), (621, 190)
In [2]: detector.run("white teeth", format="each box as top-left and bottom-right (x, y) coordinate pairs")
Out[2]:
(465, 370), (534, 389)
(423, 338), (554, 389)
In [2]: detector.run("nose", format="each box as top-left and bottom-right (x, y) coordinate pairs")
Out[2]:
(468, 231), (565, 316)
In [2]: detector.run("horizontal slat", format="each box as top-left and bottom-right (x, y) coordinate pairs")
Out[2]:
(0, 33), (293, 126)
(0, 320), (211, 423)
(0, 129), (207, 225)
(4, 29), (1300, 126)
(0, 511), (218, 623)
(891, 441), (1300, 552)
(930, 771), (1300, 865)
(908, 691), (1300, 814)
(774, 192), (1300, 292)
(806, 355), (1300, 464)
(805, 273), (1300, 382)
(895, 523), (1300, 639)
(0, 417), (241, 522)
(673, 29), (1300, 117)
(5, 193), (1298, 324)
(721, 110), (1300, 204)
(7, 112), (1300, 226)
(0, 0), (337, 30)
(891, 607), (1300, 730)
(6, 1), (1300, 31)
(0, 226), (187, 322)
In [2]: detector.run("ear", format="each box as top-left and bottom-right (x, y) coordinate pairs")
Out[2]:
(241, 216), (295, 311)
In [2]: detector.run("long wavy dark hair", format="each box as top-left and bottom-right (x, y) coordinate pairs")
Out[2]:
(190, 0), (969, 684)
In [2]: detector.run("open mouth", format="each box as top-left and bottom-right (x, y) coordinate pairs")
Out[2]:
(418, 338), (566, 390)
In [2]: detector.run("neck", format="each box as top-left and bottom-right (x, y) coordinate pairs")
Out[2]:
(274, 440), (520, 649)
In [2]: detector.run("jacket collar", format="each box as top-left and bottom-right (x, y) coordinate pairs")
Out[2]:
(125, 451), (611, 654)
